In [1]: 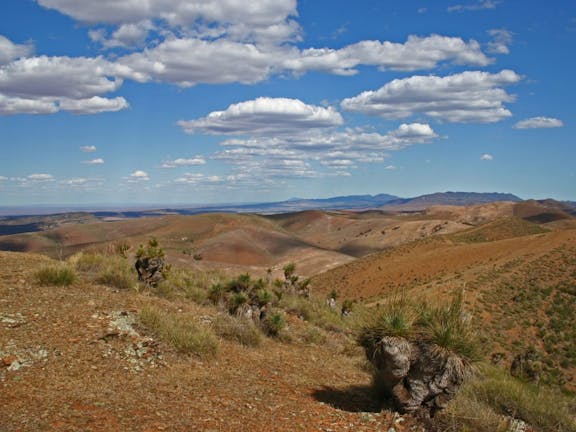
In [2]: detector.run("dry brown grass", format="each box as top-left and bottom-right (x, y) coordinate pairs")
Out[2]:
(139, 304), (218, 357)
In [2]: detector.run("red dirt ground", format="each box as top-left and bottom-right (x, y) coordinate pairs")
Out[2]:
(0, 251), (424, 432)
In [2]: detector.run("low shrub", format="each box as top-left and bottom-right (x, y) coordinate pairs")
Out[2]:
(135, 238), (169, 287)
(34, 264), (76, 286)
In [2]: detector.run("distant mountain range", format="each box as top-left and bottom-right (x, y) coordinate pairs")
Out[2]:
(173, 193), (400, 214)
(0, 192), (527, 221)
(381, 191), (523, 211)
(1, 191), (575, 238)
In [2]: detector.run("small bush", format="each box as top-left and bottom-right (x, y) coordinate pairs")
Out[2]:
(139, 305), (218, 358)
(262, 310), (286, 337)
(34, 264), (76, 286)
(212, 314), (262, 347)
(135, 238), (169, 287)
(208, 283), (226, 305)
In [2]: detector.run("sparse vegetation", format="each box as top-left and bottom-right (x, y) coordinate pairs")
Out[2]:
(34, 263), (77, 286)
(3, 204), (576, 431)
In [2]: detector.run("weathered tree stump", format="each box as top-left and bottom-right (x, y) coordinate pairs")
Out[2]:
(364, 335), (470, 417)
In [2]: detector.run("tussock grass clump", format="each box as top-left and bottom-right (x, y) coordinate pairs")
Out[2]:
(418, 290), (480, 361)
(279, 293), (348, 333)
(96, 265), (137, 290)
(358, 290), (479, 361)
(357, 294), (417, 350)
(212, 314), (262, 347)
(73, 252), (137, 290)
(34, 264), (77, 286)
(139, 304), (218, 358)
(72, 252), (108, 273)
(438, 364), (576, 432)
(163, 268), (222, 304)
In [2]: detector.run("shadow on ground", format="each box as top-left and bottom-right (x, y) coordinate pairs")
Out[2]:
(311, 385), (388, 413)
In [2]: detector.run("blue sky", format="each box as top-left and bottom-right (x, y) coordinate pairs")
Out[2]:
(0, 0), (574, 206)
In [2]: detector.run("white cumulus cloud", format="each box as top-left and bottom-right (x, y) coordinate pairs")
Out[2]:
(480, 153), (493, 160)
(341, 70), (522, 123)
(37, 0), (300, 45)
(0, 35), (34, 66)
(80, 145), (97, 152)
(174, 173), (224, 185)
(283, 34), (490, 76)
(448, 0), (500, 13)
(127, 170), (149, 181)
(81, 158), (105, 164)
(118, 34), (492, 87)
(178, 97), (343, 135)
(487, 29), (512, 55)
(0, 55), (132, 115)
(209, 121), (438, 185)
(119, 38), (275, 86)
(161, 157), (206, 168)
(513, 117), (564, 129)
(27, 173), (55, 181)
(59, 96), (128, 114)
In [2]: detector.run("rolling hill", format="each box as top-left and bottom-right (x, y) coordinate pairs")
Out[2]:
(1, 200), (575, 431)
(312, 220), (576, 390)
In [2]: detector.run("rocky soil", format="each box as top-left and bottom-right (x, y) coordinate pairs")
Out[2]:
(1, 251), (425, 432)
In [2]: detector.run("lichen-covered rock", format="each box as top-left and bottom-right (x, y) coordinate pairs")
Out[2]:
(365, 336), (470, 417)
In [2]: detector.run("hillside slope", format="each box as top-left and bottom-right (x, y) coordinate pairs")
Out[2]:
(313, 224), (576, 389)
(0, 251), (421, 431)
